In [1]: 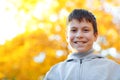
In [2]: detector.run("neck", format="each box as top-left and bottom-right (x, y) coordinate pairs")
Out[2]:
(72, 49), (94, 58)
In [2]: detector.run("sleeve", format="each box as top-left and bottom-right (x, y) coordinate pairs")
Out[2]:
(113, 64), (120, 80)
(109, 61), (120, 80)
(43, 65), (60, 80)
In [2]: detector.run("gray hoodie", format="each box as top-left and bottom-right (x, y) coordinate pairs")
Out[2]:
(44, 49), (120, 80)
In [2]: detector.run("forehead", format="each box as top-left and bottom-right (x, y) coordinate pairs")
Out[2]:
(68, 19), (93, 28)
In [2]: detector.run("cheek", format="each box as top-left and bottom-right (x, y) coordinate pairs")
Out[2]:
(85, 35), (94, 43)
(68, 33), (74, 41)
(67, 35), (74, 44)
(89, 36), (96, 43)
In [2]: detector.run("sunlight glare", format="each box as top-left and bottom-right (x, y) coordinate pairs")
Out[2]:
(34, 52), (46, 63)
(49, 14), (58, 22)
(56, 50), (64, 57)
(0, 0), (25, 45)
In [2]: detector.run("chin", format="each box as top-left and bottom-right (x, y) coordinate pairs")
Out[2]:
(77, 47), (91, 52)
(72, 48), (86, 53)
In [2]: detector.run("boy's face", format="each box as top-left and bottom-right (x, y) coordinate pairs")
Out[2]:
(67, 19), (98, 53)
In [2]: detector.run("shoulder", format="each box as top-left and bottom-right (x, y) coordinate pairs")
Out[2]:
(105, 58), (120, 78)
(92, 55), (120, 69)
(103, 58), (119, 64)
(49, 60), (69, 72)
(44, 61), (66, 80)
(100, 57), (120, 68)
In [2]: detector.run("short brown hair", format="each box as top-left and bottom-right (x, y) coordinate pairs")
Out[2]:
(67, 9), (97, 34)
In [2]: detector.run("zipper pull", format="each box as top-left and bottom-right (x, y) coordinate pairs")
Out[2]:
(80, 59), (82, 64)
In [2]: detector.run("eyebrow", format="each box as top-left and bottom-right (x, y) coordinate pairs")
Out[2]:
(69, 27), (78, 30)
(70, 26), (90, 28)
(70, 26), (77, 28)
(83, 26), (90, 28)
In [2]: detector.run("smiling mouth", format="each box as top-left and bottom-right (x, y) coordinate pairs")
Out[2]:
(74, 41), (87, 44)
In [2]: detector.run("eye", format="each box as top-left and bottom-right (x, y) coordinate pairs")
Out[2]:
(83, 29), (89, 32)
(71, 29), (77, 32)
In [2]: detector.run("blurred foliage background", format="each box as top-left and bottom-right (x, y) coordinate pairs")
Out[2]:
(0, 0), (120, 80)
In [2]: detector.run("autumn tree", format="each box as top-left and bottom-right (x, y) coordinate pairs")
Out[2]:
(0, 0), (120, 80)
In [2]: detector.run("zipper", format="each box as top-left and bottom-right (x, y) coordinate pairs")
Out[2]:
(80, 59), (82, 64)
(79, 59), (83, 80)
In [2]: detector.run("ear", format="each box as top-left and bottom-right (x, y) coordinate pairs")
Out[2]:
(66, 34), (69, 43)
(94, 32), (98, 41)
(65, 29), (69, 42)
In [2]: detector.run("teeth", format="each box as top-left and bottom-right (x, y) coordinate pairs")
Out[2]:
(75, 42), (84, 44)
(77, 42), (83, 44)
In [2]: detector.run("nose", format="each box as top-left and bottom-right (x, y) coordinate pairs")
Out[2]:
(76, 31), (83, 38)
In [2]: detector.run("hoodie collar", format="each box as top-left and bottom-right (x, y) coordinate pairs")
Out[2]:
(67, 49), (103, 60)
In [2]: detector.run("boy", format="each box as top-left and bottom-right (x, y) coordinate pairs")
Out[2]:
(44, 9), (120, 80)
